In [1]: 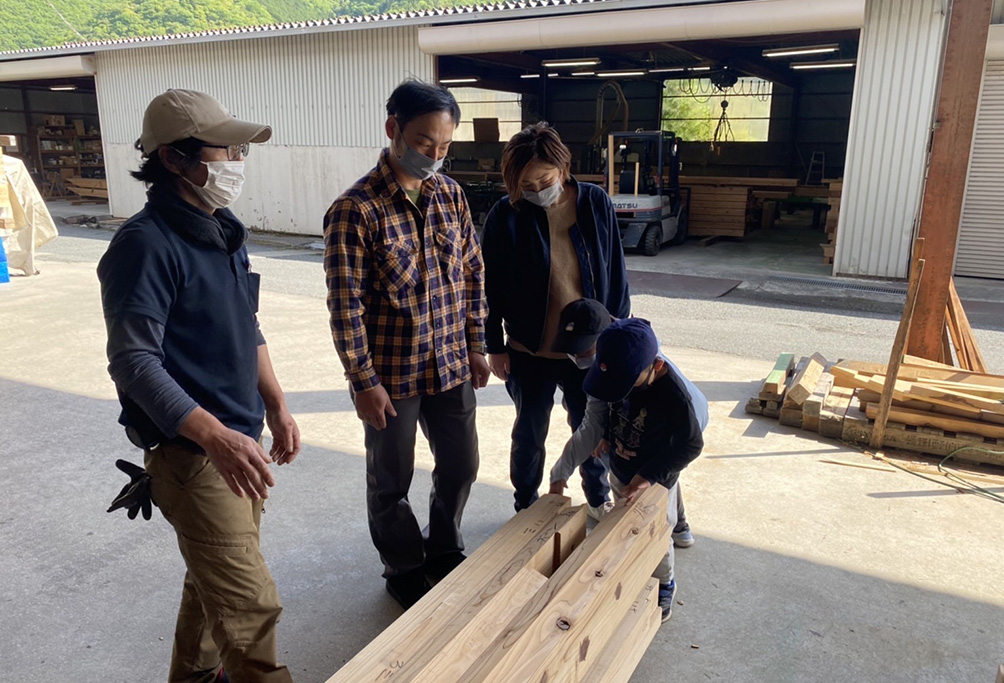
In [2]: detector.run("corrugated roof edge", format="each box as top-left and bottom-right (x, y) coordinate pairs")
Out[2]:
(0, 0), (669, 60)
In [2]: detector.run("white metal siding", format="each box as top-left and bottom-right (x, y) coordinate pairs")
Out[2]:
(956, 61), (1004, 279)
(834, 0), (947, 278)
(93, 25), (434, 232)
(95, 26), (433, 147)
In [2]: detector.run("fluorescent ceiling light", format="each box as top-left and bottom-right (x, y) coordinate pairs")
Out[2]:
(440, 77), (479, 84)
(791, 60), (856, 70)
(520, 74), (541, 79)
(49, 84), (78, 91)
(597, 70), (647, 78)
(690, 66), (711, 72)
(650, 67), (686, 74)
(572, 71), (595, 76)
(763, 44), (839, 58)
(548, 73), (559, 78)
(541, 58), (601, 67)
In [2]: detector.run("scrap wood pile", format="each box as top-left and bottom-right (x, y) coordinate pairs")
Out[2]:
(749, 233), (1002, 470)
(746, 353), (1004, 468)
(326, 486), (669, 683)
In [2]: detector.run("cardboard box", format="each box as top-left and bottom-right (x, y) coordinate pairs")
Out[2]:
(472, 118), (500, 143)
(44, 115), (66, 127)
(73, 119), (86, 135)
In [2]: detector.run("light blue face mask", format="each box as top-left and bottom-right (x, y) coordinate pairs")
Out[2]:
(523, 180), (564, 208)
(393, 123), (444, 180)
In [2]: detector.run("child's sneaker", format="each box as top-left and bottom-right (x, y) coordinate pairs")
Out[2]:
(586, 501), (615, 522)
(658, 580), (677, 622)
(672, 527), (695, 548)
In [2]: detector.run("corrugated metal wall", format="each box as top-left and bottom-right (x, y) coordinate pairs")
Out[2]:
(96, 26), (433, 147)
(834, 0), (947, 279)
(94, 26), (435, 232)
(956, 61), (1004, 279)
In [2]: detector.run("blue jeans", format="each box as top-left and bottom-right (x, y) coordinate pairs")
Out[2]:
(505, 347), (610, 510)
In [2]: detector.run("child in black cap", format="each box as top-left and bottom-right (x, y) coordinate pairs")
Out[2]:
(550, 314), (704, 622)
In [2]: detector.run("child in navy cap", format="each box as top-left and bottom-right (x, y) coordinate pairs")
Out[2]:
(550, 315), (705, 622)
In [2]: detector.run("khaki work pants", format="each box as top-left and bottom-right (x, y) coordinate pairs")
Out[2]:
(146, 442), (293, 683)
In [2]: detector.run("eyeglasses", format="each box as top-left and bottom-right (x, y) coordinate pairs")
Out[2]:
(203, 142), (250, 161)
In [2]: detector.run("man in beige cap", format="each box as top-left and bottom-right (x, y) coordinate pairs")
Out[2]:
(98, 89), (298, 683)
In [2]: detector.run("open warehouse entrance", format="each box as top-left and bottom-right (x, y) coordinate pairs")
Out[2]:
(427, 8), (860, 277)
(0, 55), (107, 204)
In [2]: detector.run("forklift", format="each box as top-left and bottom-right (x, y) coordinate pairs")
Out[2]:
(604, 131), (689, 256)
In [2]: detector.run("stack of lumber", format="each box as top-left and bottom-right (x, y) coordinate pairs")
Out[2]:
(746, 352), (1004, 468)
(680, 176), (797, 238)
(822, 181), (842, 264)
(687, 184), (750, 237)
(326, 487), (670, 683)
(64, 176), (108, 200)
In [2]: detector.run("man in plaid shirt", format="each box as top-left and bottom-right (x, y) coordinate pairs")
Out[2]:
(324, 80), (490, 609)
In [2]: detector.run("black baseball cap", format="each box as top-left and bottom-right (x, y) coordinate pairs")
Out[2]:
(553, 299), (613, 356)
(583, 318), (660, 402)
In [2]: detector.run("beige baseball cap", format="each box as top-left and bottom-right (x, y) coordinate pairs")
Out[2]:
(139, 89), (272, 155)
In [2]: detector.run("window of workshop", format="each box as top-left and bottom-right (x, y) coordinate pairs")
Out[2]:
(661, 77), (772, 143)
(450, 88), (523, 142)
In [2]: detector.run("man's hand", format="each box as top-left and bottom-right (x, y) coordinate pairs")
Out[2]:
(266, 406), (301, 465)
(488, 352), (510, 382)
(592, 438), (610, 459)
(470, 352), (491, 389)
(354, 384), (397, 430)
(621, 475), (652, 506)
(201, 427), (277, 500)
(548, 479), (568, 495)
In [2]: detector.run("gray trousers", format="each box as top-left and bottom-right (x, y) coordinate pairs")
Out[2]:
(361, 381), (479, 577)
(609, 474), (678, 585)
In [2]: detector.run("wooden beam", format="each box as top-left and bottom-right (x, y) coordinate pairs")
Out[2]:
(818, 385), (854, 438)
(759, 352), (796, 400)
(947, 279), (988, 372)
(907, 0), (994, 360)
(458, 485), (670, 683)
(409, 567), (548, 683)
(580, 580), (661, 683)
(834, 359), (1004, 387)
(802, 372), (835, 433)
(326, 495), (580, 683)
(786, 353), (828, 406)
(863, 402), (1004, 440)
(872, 238), (925, 449)
(841, 405), (1004, 468)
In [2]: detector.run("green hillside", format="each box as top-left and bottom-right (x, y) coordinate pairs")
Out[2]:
(0, 0), (476, 53)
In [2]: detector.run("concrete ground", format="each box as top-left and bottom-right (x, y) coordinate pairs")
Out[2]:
(2, 206), (1004, 682)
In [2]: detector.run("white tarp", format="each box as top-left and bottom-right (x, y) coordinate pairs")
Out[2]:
(0, 155), (59, 275)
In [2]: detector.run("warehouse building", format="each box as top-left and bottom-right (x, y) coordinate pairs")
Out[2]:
(1, 0), (1003, 279)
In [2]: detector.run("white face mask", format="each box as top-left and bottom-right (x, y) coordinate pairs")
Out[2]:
(185, 161), (245, 210)
(568, 353), (595, 370)
(523, 179), (564, 208)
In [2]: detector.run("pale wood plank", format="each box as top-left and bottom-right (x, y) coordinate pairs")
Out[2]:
(579, 579), (661, 683)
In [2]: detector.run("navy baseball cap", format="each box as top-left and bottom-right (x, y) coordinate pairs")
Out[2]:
(553, 299), (613, 356)
(583, 318), (659, 402)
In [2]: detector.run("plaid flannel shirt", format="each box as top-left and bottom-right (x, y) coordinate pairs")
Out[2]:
(324, 150), (487, 399)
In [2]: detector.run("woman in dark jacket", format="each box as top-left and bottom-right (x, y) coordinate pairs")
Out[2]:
(481, 122), (630, 512)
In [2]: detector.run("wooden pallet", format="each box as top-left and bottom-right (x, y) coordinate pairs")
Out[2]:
(326, 488), (670, 682)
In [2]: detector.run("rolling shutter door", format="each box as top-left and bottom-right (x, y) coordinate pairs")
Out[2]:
(957, 61), (1004, 279)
